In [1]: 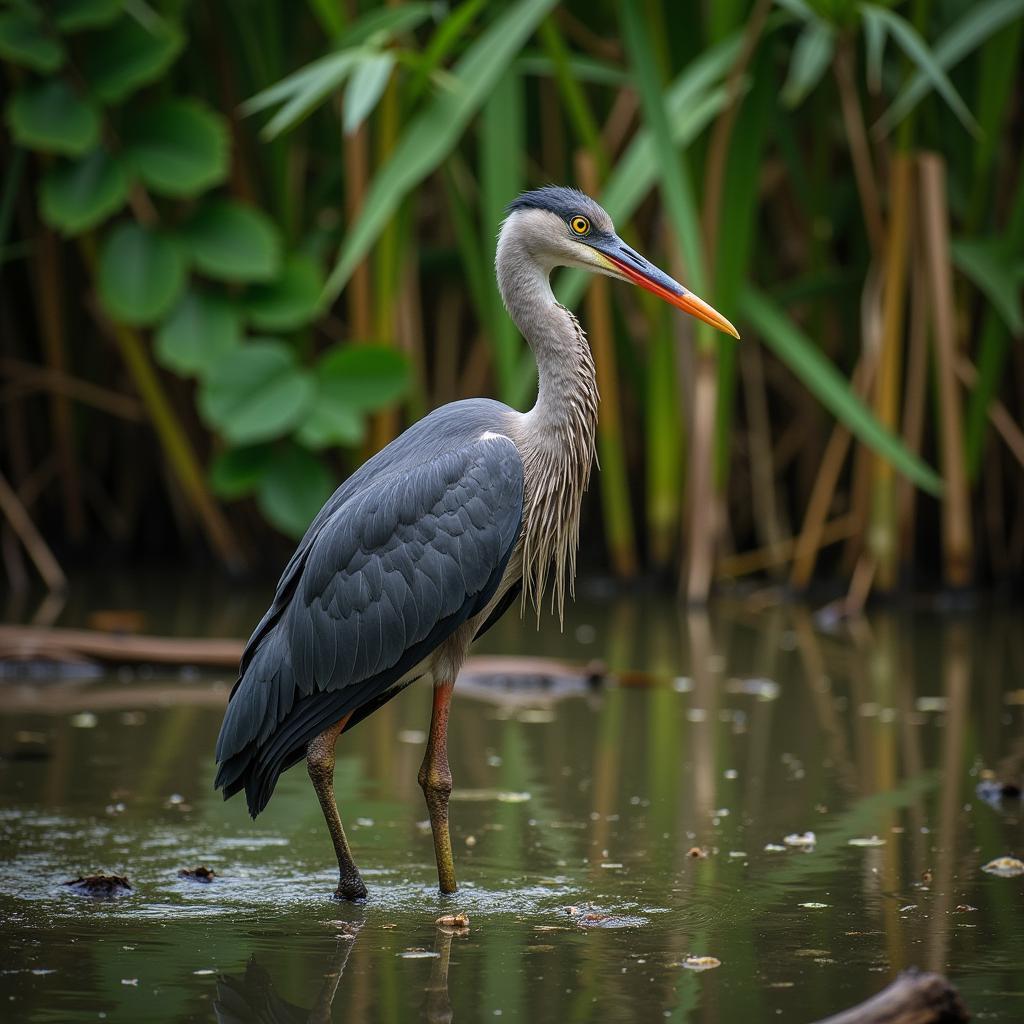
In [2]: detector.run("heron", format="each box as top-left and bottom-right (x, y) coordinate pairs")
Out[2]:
(214, 186), (739, 900)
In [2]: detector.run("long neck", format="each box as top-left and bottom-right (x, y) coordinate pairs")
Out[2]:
(496, 232), (599, 624)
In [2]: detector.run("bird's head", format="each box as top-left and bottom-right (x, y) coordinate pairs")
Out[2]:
(501, 185), (739, 339)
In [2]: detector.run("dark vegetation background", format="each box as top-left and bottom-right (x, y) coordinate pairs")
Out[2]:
(1, 0), (1022, 607)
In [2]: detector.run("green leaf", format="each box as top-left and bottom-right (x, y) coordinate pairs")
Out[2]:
(336, 2), (433, 47)
(952, 237), (1024, 337)
(343, 51), (395, 134)
(209, 444), (274, 498)
(198, 340), (314, 444)
(257, 443), (334, 538)
(39, 148), (128, 235)
(53, 0), (123, 32)
(122, 98), (229, 198)
(314, 345), (410, 411)
(877, 0), (1024, 134)
(739, 284), (943, 495)
(243, 49), (364, 140)
(781, 19), (833, 107)
(97, 223), (186, 325)
(243, 253), (323, 331)
(514, 52), (629, 86)
(183, 200), (282, 283)
(322, 0), (558, 303)
(80, 14), (183, 104)
(295, 400), (364, 449)
(6, 80), (100, 156)
(154, 288), (243, 377)
(861, 4), (978, 136)
(0, 9), (64, 71)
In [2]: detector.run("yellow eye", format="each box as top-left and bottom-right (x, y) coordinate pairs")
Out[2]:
(570, 215), (590, 235)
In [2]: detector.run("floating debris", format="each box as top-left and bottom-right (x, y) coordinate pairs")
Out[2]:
(679, 955), (721, 972)
(70, 712), (98, 729)
(565, 907), (647, 929)
(784, 832), (817, 849)
(725, 677), (780, 701)
(436, 913), (470, 933)
(954, 904), (977, 913)
(63, 874), (131, 897)
(976, 778), (1022, 807)
(981, 856), (1024, 878)
(193, 969), (216, 976)
(398, 950), (439, 959)
(465, 835), (477, 848)
(451, 789), (530, 803)
(397, 729), (427, 745)
(727, 851), (748, 859)
(178, 866), (216, 883)
(799, 902), (829, 909)
(516, 708), (556, 724)
(121, 978), (139, 986)
(687, 846), (709, 859)
(764, 844), (786, 853)
(848, 836), (886, 848)
(915, 696), (947, 713)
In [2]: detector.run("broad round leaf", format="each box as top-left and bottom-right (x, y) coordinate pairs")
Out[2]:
(40, 148), (128, 235)
(314, 345), (410, 412)
(53, 0), (122, 32)
(296, 400), (365, 449)
(209, 444), (274, 499)
(199, 340), (314, 444)
(123, 98), (229, 198)
(155, 289), (242, 377)
(243, 253), (323, 331)
(81, 15), (183, 104)
(0, 10), (64, 71)
(97, 223), (186, 326)
(6, 80), (99, 156)
(184, 200), (282, 283)
(257, 444), (334, 538)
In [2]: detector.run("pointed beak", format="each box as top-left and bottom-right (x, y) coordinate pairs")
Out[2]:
(587, 235), (740, 340)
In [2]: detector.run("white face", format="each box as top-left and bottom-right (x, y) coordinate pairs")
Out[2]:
(505, 208), (629, 282)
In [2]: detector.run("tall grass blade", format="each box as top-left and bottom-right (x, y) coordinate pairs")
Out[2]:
(863, 4), (981, 136)
(321, 0), (557, 306)
(480, 70), (525, 404)
(878, 0), (1024, 135)
(739, 284), (943, 496)
(781, 18), (834, 107)
(343, 53), (395, 135)
(556, 34), (743, 310)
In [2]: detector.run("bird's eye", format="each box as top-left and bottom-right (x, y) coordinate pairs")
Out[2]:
(569, 216), (591, 236)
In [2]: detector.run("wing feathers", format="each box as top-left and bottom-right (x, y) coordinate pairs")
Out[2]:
(214, 434), (524, 816)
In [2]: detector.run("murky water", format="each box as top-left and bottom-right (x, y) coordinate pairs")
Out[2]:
(2, 577), (1022, 1022)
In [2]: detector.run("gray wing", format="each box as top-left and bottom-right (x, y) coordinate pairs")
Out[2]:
(215, 434), (524, 816)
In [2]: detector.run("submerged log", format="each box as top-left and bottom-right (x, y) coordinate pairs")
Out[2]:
(813, 970), (968, 1024)
(0, 624), (244, 666)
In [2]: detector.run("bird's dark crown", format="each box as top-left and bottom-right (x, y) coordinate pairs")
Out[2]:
(506, 185), (604, 223)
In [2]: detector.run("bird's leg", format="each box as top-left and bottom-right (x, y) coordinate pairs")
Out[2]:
(307, 714), (367, 902)
(419, 681), (456, 895)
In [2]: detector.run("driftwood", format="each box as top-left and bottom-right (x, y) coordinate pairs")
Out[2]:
(0, 624), (244, 666)
(812, 970), (969, 1024)
(0, 625), (606, 689)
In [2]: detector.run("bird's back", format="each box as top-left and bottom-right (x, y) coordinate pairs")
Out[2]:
(215, 398), (524, 816)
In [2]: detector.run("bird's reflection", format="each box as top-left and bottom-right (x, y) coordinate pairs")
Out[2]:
(213, 922), (459, 1024)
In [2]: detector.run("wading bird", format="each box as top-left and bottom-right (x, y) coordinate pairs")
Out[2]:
(214, 187), (738, 900)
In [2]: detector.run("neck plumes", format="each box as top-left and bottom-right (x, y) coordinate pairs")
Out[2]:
(496, 229), (599, 626)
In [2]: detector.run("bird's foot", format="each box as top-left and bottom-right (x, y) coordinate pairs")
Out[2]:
(333, 871), (368, 902)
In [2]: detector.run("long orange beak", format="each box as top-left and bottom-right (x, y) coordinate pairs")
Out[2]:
(591, 237), (740, 339)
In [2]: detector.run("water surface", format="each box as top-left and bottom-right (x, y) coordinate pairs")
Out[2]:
(2, 579), (1022, 1021)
